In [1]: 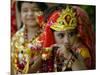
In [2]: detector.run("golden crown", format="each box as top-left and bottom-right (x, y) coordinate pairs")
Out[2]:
(50, 6), (77, 31)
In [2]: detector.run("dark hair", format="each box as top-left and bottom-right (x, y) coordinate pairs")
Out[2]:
(43, 4), (65, 22)
(17, 1), (48, 12)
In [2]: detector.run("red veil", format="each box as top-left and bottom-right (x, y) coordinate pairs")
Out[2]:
(73, 6), (95, 69)
(42, 10), (61, 47)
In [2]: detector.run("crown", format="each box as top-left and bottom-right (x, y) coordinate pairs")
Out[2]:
(50, 6), (77, 31)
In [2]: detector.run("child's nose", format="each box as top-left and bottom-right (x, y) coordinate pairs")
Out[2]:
(27, 11), (33, 16)
(64, 35), (69, 44)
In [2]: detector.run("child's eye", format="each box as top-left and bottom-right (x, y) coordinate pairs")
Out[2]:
(22, 8), (28, 12)
(57, 33), (64, 38)
(68, 31), (75, 37)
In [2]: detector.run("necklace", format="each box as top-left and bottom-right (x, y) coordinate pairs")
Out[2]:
(24, 25), (41, 43)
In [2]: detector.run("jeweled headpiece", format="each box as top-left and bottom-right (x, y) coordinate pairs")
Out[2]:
(50, 6), (77, 31)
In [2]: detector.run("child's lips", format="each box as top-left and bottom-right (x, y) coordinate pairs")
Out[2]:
(27, 18), (35, 21)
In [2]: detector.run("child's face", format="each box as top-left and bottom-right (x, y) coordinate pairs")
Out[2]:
(54, 29), (77, 46)
(20, 2), (43, 27)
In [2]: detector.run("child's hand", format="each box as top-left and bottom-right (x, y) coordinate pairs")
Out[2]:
(51, 44), (71, 59)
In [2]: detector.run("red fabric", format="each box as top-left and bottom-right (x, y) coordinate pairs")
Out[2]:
(47, 10), (60, 26)
(43, 26), (55, 47)
(38, 11), (61, 48)
(43, 10), (60, 47)
(11, 2), (17, 37)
